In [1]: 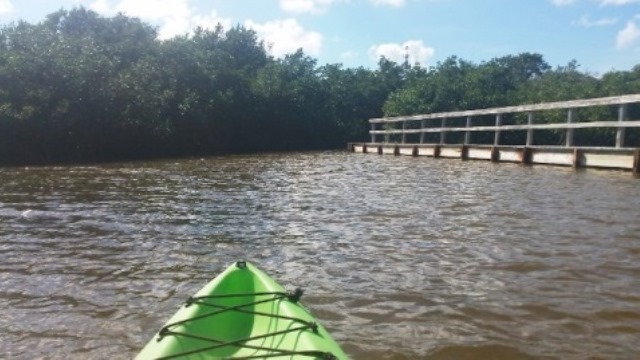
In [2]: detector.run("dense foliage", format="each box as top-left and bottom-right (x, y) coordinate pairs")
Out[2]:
(383, 56), (640, 146)
(1, 8), (639, 165)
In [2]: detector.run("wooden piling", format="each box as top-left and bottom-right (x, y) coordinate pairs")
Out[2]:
(434, 145), (441, 158)
(521, 147), (532, 165)
(461, 145), (469, 161)
(573, 148), (583, 168)
(491, 146), (500, 162)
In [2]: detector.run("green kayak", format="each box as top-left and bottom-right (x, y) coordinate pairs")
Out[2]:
(136, 261), (348, 359)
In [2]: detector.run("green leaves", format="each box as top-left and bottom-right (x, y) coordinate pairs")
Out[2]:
(0, 8), (638, 165)
(381, 53), (639, 147)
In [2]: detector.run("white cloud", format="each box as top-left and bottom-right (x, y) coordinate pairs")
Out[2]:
(368, 40), (435, 65)
(279, 0), (343, 14)
(89, 0), (110, 13)
(96, 0), (189, 21)
(574, 14), (618, 27)
(0, 0), (14, 15)
(371, 0), (406, 7)
(616, 20), (640, 48)
(340, 50), (359, 61)
(89, 0), (231, 39)
(191, 11), (232, 31)
(600, 0), (640, 5)
(245, 18), (323, 57)
(550, 0), (576, 6)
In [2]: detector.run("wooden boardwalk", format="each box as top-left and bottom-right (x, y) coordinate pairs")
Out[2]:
(349, 94), (640, 175)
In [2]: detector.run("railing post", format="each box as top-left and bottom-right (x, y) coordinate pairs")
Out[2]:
(494, 114), (502, 146)
(526, 112), (534, 146)
(464, 116), (472, 144)
(371, 122), (376, 143)
(420, 119), (426, 144)
(384, 124), (390, 144)
(402, 121), (407, 144)
(616, 104), (627, 148)
(566, 108), (575, 147)
(440, 117), (447, 145)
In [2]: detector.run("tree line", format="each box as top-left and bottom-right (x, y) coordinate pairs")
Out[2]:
(0, 8), (639, 165)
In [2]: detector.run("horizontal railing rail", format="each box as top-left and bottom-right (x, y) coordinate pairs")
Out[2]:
(371, 120), (640, 134)
(369, 94), (640, 123)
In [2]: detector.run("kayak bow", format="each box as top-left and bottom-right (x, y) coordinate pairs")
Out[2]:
(136, 261), (348, 359)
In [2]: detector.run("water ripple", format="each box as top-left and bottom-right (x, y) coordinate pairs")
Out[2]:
(1, 152), (639, 359)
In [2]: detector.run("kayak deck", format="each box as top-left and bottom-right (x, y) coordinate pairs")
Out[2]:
(136, 261), (348, 359)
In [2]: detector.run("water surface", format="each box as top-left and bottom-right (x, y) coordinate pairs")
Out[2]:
(1, 152), (639, 359)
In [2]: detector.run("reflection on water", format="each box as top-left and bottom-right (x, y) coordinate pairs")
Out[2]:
(1, 152), (640, 359)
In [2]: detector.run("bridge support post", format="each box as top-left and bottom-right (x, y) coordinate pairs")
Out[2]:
(573, 148), (584, 168)
(434, 145), (441, 158)
(491, 146), (500, 162)
(522, 147), (532, 165)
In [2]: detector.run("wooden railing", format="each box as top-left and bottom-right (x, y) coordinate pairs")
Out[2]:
(369, 94), (640, 148)
(350, 94), (640, 174)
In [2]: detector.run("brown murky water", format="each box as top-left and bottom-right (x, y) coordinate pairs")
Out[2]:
(1, 151), (639, 359)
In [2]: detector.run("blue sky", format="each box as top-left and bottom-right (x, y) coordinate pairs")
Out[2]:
(0, 0), (639, 74)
